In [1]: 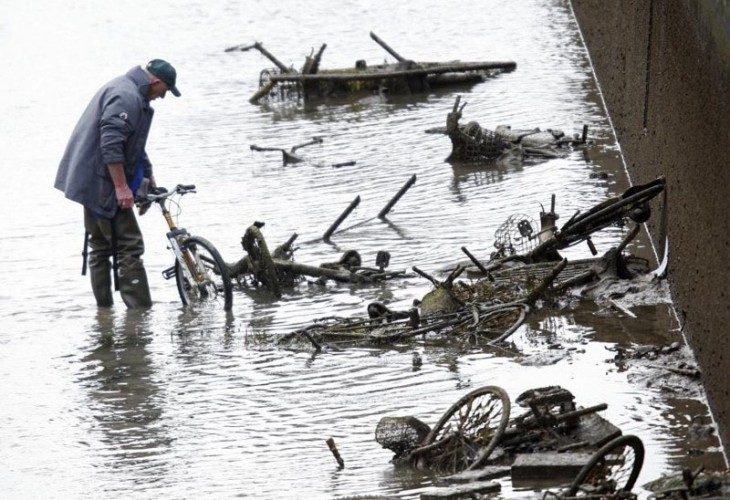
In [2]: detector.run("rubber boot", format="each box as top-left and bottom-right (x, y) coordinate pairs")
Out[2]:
(119, 266), (152, 309)
(89, 261), (114, 307)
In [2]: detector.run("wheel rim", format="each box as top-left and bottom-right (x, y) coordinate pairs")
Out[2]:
(568, 435), (645, 496)
(175, 237), (233, 310)
(422, 386), (510, 472)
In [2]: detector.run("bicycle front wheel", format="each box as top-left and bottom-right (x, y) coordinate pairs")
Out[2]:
(175, 236), (233, 311)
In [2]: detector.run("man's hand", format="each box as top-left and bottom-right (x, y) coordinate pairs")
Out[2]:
(108, 163), (135, 210)
(115, 184), (135, 210)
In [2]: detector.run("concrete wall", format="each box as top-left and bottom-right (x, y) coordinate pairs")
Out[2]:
(570, 0), (730, 456)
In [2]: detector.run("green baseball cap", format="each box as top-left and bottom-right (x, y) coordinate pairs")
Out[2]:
(146, 59), (181, 97)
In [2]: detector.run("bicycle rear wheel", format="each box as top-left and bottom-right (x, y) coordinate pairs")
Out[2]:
(565, 434), (645, 497)
(175, 235), (233, 311)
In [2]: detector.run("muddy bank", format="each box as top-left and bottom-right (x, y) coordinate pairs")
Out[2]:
(569, 0), (730, 457)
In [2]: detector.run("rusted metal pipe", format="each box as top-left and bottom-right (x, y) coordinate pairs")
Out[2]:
(369, 31), (406, 62)
(268, 62), (517, 82)
(252, 41), (293, 73)
(323, 196), (361, 242)
(378, 174), (417, 218)
(461, 246), (495, 282)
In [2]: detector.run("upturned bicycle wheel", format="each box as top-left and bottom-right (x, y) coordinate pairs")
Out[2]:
(419, 385), (511, 473)
(455, 303), (529, 344)
(565, 434), (645, 497)
(560, 181), (664, 240)
(241, 225), (281, 299)
(175, 236), (233, 311)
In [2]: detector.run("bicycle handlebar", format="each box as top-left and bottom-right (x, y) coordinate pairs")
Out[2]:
(141, 184), (197, 203)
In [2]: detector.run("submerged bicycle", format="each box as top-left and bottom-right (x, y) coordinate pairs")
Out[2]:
(137, 184), (233, 311)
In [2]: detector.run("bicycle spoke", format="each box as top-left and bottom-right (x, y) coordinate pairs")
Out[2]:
(423, 386), (510, 473)
(176, 236), (233, 310)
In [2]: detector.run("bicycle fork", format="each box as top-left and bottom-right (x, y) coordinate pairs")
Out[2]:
(159, 208), (203, 283)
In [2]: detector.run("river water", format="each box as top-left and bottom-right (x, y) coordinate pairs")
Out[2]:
(0, 0), (725, 498)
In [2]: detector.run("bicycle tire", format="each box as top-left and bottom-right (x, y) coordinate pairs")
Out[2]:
(478, 303), (529, 344)
(420, 385), (511, 473)
(561, 183), (664, 239)
(566, 434), (645, 497)
(175, 235), (233, 311)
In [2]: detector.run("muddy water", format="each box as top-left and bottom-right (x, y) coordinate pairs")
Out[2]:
(0, 0), (724, 498)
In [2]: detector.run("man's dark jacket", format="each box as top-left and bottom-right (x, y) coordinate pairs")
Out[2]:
(55, 66), (154, 218)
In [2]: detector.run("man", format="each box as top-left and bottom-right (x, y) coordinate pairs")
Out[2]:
(55, 59), (181, 308)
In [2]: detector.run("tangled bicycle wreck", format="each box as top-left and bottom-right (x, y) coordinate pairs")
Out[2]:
(153, 143), (723, 496)
(373, 381), (729, 499)
(261, 176), (668, 352)
(147, 174), (669, 355)
(375, 384), (644, 498)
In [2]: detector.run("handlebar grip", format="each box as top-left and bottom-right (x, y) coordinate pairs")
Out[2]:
(176, 184), (196, 191)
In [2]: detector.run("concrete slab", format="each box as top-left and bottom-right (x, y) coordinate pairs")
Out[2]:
(511, 451), (593, 487)
(419, 480), (501, 499)
(438, 466), (511, 484)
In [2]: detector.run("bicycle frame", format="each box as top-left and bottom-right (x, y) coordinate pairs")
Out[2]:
(149, 186), (200, 282)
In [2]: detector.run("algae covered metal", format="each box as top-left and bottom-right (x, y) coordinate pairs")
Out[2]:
(227, 32), (516, 104)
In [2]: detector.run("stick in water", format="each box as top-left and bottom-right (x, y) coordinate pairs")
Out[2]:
(326, 437), (345, 468)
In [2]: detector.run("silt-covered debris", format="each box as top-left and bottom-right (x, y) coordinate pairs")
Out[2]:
(426, 95), (590, 164)
(226, 33), (516, 104)
(274, 177), (666, 350)
(371, 382), (728, 499)
(375, 384), (643, 497)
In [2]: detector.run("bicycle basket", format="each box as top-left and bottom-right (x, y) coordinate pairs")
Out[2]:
(493, 214), (539, 255)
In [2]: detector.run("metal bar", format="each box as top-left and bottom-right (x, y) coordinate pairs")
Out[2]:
(323, 195), (361, 242)
(378, 174), (416, 218)
(369, 31), (407, 62)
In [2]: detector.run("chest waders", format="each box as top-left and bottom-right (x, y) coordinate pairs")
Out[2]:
(82, 221), (120, 292)
(81, 156), (140, 289)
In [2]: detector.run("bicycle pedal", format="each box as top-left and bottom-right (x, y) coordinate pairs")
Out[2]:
(162, 266), (177, 280)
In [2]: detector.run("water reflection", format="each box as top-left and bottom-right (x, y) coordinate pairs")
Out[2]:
(449, 161), (514, 202)
(80, 309), (172, 480)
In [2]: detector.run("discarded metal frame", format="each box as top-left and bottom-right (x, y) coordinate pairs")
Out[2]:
(276, 258), (568, 350)
(426, 95), (590, 163)
(457, 177), (666, 301)
(226, 32), (517, 104)
(225, 177), (416, 297)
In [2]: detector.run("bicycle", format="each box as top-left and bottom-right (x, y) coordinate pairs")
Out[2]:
(138, 184), (233, 311)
